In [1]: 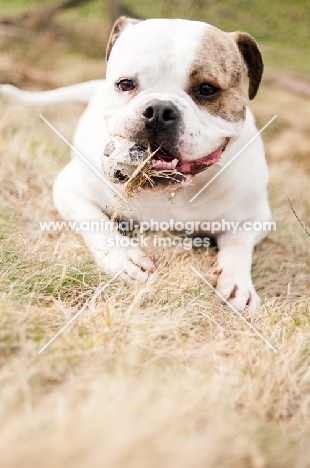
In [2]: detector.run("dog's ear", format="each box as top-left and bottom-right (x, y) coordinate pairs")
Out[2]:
(106, 16), (140, 62)
(230, 32), (264, 100)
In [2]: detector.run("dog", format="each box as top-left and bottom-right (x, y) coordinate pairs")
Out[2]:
(0, 17), (272, 310)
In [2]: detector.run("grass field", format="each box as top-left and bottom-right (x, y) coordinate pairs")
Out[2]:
(0, 1), (310, 466)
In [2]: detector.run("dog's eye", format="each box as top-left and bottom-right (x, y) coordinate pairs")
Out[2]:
(117, 79), (135, 92)
(197, 83), (219, 98)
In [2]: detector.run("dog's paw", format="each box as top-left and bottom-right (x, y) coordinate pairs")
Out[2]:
(97, 246), (156, 284)
(214, 267), (261, 311)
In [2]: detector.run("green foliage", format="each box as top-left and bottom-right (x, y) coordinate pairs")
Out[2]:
(0, 0), (309, 75)
(127, 0), (310, 75)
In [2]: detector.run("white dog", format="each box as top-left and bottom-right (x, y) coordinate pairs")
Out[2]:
(1, 17), (272, 310)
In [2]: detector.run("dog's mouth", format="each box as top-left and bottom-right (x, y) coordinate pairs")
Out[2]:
(103, 136), (230, 195)
(138, 140), (228, 189)
(150, 144), (223, 175)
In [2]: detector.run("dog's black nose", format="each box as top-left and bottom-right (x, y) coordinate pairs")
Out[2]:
(142, 101), (180, 130)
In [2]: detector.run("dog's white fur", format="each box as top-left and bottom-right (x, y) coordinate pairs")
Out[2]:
(1, 18), (271, 310)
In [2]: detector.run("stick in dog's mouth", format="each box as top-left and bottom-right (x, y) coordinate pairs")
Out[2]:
(123, 145), (190, 196)
(102, 137), (230, 198)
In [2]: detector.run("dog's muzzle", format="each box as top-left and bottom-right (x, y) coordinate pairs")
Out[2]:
(102, 100), (229, 191)
(102, 135), (229, 192)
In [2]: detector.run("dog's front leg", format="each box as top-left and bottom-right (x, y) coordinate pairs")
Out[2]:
(53, 161), (155, 283)
(214, 230), (263, 311)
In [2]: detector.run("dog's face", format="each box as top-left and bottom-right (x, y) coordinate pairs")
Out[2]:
(102, 18), (263, 189)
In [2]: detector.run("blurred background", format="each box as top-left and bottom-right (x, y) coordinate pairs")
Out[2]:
(0, 0), (309, 86)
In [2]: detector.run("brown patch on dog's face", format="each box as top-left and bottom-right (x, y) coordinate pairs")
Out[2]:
(185, 26), (262, 122)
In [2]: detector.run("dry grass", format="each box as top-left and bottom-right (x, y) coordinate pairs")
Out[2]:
(1, 67), (310, 467)
(123, 147), (185, 198)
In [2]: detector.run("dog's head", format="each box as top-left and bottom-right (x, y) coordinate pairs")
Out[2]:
(102, 17), (263, 190)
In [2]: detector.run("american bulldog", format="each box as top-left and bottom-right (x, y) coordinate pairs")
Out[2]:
(0, 17), (272, 310)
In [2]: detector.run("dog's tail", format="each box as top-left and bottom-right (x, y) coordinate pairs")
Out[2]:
(0, 79), (104, 106)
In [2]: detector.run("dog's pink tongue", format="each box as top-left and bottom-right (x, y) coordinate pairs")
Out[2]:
(152, 159), (177, 170)
(178, 147), (222, 173)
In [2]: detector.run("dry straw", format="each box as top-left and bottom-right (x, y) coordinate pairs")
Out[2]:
(123, 145), (187, 197)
